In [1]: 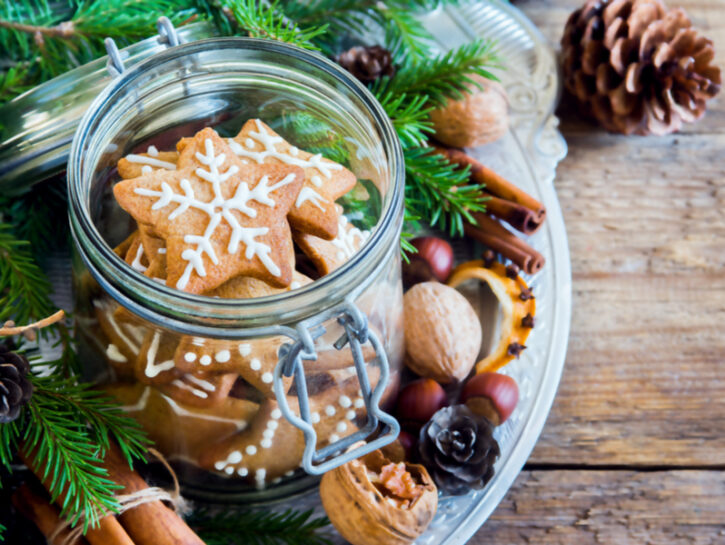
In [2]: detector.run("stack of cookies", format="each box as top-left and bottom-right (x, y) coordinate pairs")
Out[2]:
(95, 120), (379, 488)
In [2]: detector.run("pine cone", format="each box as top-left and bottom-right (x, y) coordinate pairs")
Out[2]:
(336, 45), (395, 84)
(418, 405), (500, 495)
(562, 0), (721, 135)
(0, 343), (33, 423)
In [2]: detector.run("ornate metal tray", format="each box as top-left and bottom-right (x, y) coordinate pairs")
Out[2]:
(286, 1), (572, 542)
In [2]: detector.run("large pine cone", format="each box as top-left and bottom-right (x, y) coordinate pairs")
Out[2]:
(562, 0), (721, 135)
(418, 405), (500, 495)
(336, 45), (395, 84)
(0, 343), (33, 423)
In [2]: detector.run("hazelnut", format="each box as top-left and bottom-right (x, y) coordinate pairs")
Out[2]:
(410, 237), (454, 283)
(460, 372), (519, 425)
(320, 450), (437, 545)
(429, 74), (509, 148)
(396, 379), (448, 431)
(403, 282), (482, 384)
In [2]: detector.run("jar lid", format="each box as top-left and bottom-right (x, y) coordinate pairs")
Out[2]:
(0, 21), (216, 195)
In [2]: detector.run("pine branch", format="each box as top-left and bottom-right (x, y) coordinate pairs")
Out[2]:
(0, 418), (21, 472)
(404, 146), (487, 236)
(372, 38), (501, 108)
(224, 0), (327, 50)
(378, 91), (432, 148)
(190, 508), (333, 545)
(0, 225), (57, 339)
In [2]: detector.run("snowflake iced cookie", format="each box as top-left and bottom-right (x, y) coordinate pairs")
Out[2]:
(105, 383), (258, 462)
(294, 212), (371, 276)
(117, 145), (179, 179)
(229, 119), (357, 240)
(198, 369), (379, 486)
(113, 127), (305, 294)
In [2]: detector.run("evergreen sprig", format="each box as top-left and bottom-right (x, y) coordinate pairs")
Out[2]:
(190, 508), (333, 545)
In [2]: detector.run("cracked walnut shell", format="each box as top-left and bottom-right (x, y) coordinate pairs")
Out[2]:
(320, 450), (438, 545)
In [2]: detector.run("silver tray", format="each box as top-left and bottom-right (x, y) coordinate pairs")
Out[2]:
(282, 1), (572, 542)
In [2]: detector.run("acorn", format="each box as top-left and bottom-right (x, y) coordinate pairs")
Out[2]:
(396, 379), (448, 431)
(460, 372), (519, 426)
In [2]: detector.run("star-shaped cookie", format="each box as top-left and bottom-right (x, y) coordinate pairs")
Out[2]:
(113, 128), (304, 294)
(117, 145), (179, 179)
(228, 119), (357, 240)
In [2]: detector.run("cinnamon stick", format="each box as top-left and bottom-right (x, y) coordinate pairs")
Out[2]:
(484, 193), (545, 234)
(465, 212), (545, 274)
(435, 145), (546, 221)
(19, 444), (136, 545)
(102, 444), (205, 545)
(12, 484), (90, 545)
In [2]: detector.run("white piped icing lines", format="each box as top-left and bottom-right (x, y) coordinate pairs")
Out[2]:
(113, 127), (304, 294)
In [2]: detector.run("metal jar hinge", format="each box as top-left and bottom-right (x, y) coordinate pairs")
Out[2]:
(105, 17), (181, 76)
(273, 299), (400, 475)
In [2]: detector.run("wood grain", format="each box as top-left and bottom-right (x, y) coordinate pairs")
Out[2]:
(472, 470), (725, 544)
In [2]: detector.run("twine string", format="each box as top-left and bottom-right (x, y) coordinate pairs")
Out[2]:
(48, 448), (188, 545)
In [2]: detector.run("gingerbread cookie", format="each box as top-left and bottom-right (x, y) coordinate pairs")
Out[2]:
(158, 371), (238, 408)
(106, 383), (258, 462)
(113, 127), (304, 293)
(198, 368), (379, 486)
(134, 329), (180, 385)
(93, 298), (148, 379)
(294, 211), (371, 276)
(117, 145), (179, 179)
(229, 119), (357, 240)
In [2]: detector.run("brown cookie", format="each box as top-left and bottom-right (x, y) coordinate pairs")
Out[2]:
(113, 127), (304, 294)
(135, 329), (180, 385)
(198, 369), (379, 486)
(229, 119), (357, 240)
(294, 213), (371, 276)
(105, 383), (258, 462)
(158, 371), (238, 408)
(117, 146), (179, 179)
(93, 298), (148, 379)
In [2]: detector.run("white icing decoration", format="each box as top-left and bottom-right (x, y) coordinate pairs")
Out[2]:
(160, 392), (247, 429)
(261, 372), (273, 384)
(346, 410), (356, 421)
(338, 395), (352, 408)
(271, 408), (282, 420)
(290, 281), (301, 290)
(106, 344), (127, 363)
(158, 248), (167, 254)
(142, 165), (152, 174)
(200, 355), (212, 366)
(331, 215), (370, 262)
(228, 451), (243, 464)
(224, 466), (234, 475)
(250, 358), (261, 371)
(120, 386), (151, 412)
(336, 422), (348, 434)
(93, 300), (140, 354)
(267, 420), (278, 431)
(290, 146), (299, 156)
(147, 145), (159, 157)
(272, 477), (282, 484)
(325, 405), (336, 417)
(255, 469), (266, 488)
(126, 154), (176, 170)
(261, 438), (272, 449)
(310, 175), (322, 187)
(354, 398), (365, 409)
(238, 467), (248, 477)
(131, 243), (147, 272)
(295, 186), (328, 211)
(184, 352), (197, 363)
(246, 445), (257, 455)
(284, 470), (295, 477)
(171, 379), (208, 399)
(228, 119), (343, 179)
(239, 344), (252, 356)
(311, 412), (320, 424)
(263, 429), (275, 439)
(134, 138), (296, 290)
(215, 350), (231, 363)
(144, 331), (175, 378)
(185, 374), (216, 392)
(329, 434), (340, 443)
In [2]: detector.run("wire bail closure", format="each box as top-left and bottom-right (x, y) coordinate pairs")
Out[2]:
(273, 299), (400, 475)
(105, 17), (181, 77)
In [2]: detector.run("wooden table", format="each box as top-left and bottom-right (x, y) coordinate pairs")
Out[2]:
(472, 1), (725, 542)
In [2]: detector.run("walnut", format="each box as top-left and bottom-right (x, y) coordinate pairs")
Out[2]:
(320, 450), (438, 545)
(429, 74), (509, 148)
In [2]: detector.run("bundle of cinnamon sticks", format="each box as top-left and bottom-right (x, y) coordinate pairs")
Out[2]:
(14, 443), (204, 545)
(434, 144), (547, 274)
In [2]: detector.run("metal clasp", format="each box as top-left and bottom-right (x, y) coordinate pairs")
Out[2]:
(105, 17), (181, 77)
(273, 299), (400, 475)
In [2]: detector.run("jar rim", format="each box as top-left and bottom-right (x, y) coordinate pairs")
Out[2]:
(68, 37), (404, 333)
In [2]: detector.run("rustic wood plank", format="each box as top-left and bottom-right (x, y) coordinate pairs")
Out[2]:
(503, 0), (725, 466)
(472, 470), (725, 544)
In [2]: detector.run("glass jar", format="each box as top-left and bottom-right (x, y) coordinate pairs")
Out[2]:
(67, 37), (405, 503)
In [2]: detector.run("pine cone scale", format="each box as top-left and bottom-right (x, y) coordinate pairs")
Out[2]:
(0, 343), (33, 423)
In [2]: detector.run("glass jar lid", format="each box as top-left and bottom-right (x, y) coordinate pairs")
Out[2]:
(0, 20), (216, 195)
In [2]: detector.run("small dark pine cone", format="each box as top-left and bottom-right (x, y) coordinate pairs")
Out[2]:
(0, 343), (33, 423)
(418, 405), (500, 495)
(336, 45), (395, 84)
